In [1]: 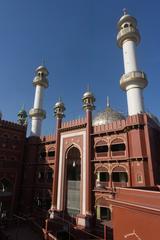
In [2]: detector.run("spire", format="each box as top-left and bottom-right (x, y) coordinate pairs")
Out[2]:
(123, 8), (127, 15)
(87, 84), (90, 92)
(106, 96), (110, 108)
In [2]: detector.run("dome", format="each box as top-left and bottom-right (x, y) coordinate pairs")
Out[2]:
(36, 65), (49, 75)
(117, 13), (137, 29)
(18, 109), (27, 118)
(92, 103), (125, 126)
(54, 101), (65, 109)
(83, 91), (94, 99)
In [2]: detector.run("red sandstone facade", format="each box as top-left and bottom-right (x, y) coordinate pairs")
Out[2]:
(1, 112), (160, 239)
(1, 11), (160, 240)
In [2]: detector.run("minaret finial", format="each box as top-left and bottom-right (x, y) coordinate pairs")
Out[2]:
(123, 8), (127, 15)
(87, 84), (90, 92)
(42, 58), (45, 66)
(58, 96), (62, 102)
(107, 96), (110, 108)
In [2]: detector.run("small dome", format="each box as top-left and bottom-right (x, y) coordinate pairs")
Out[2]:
(117, 11), (137, 29)
(92, 105), (125, 126)
(54, 100), (65, 109)
(36, 65), (49, 75)
(18, 109), (27, 117)
(54, 98), (66, 112)
(83, 91), (94, 99)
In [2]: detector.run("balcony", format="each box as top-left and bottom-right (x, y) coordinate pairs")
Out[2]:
(117, 26), (140, 47)
(120, 70), (148, 90)
(96, 181), (109, 189)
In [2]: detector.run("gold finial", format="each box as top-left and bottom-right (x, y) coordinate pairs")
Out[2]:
(123, 8), (127, 15)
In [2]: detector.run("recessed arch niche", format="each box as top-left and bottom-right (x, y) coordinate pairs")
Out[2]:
(65, 146), (81, 217)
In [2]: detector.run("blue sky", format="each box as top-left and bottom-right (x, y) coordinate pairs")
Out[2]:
(0, 0), (160, 135)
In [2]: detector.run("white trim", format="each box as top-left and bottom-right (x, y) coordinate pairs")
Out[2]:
(57, 130), (86, 215)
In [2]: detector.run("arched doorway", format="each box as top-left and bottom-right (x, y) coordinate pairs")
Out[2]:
(65, 146), (81, 217)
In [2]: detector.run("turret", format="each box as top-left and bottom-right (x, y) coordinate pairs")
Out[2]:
(82, 90), (95, 220)
(51, 98), (65, 213)
(17, 106), (27, 126)
(29, 65), (49, 136)
(117, 10), (148, 115)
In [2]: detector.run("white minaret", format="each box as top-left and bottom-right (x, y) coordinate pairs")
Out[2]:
(117, 10), (148, 116)
(29, 65), (49, 136)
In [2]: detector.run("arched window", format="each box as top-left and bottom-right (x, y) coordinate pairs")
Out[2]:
(112, 166), (128, 187)
(48, 148), (55, 158)
(95, 140), (108, 157)
(111, 138), (126, 156)
(96, 167), (109, 188)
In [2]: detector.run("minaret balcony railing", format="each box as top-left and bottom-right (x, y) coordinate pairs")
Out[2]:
(120, 71), (148, 90)
(29, 108), (46, 119)
(33, 76), (49, 88)
(117, 26), (140, 47)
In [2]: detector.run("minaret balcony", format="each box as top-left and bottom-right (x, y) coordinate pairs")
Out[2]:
(120, 71), (148, 90)
(117, 26), (140, 47)
(33, 76), (49, 88)
(29, 108), (46, 119)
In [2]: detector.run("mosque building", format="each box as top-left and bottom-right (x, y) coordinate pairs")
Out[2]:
(0, 10), (160, 240)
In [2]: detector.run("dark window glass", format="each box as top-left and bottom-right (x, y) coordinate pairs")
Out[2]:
(100, 207), (111, 221)
(111, 143), (125, 152)
(96, 145), (108, 153)
(112, 172), (128, 182)
(48, 151), (55, 157)
(99, 172), (109, 182)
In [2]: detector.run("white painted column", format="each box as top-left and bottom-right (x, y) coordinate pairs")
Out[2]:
(29, 66), (48, 137)
(126, 86), (145, 115)
(122, 40), (138, 73)
(122, 40), (144, 115)
(33, 85), (44, 109)
(31, 118), (42, 136)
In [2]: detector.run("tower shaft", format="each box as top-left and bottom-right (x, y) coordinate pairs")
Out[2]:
(117, 12), (147, 116)
(122, 40), (138, 73)
(33, 85), (44, 109)
(29, 66), (49, 136)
